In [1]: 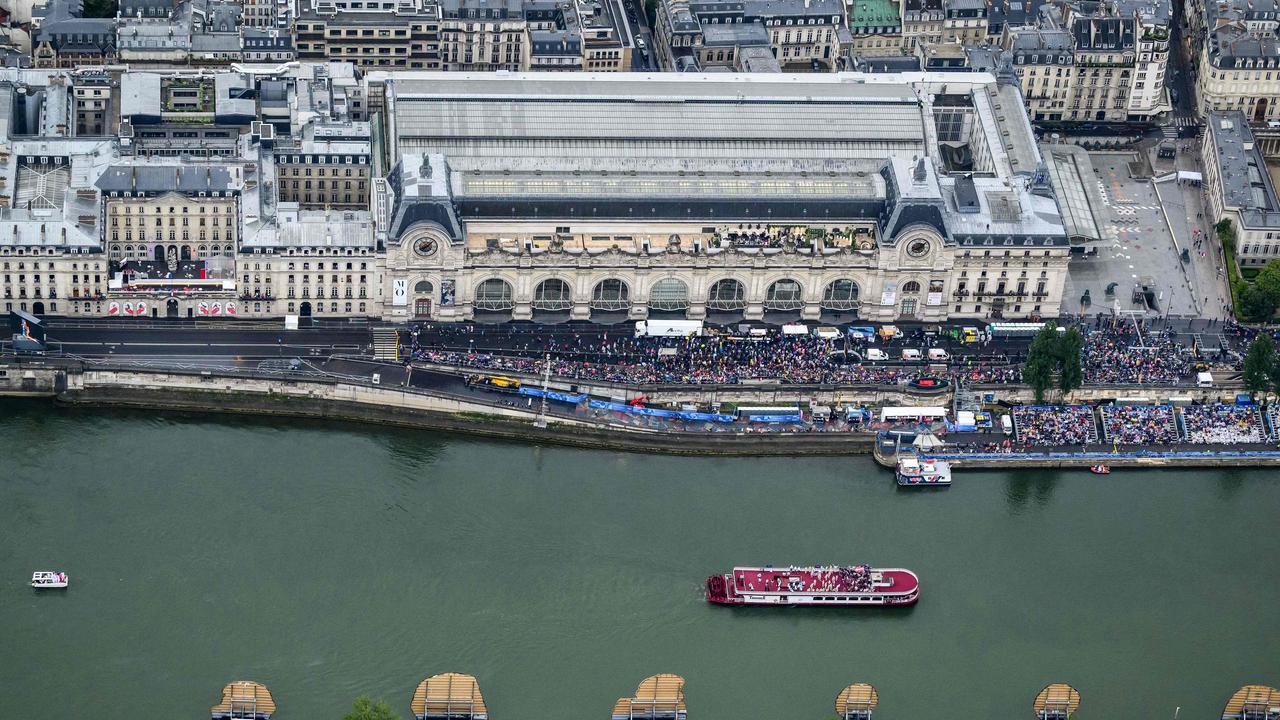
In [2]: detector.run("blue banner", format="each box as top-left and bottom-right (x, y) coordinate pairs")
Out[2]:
(588, 399), (736, 423)
(518, 387), (588, 404)
(745, 414), (804, 423)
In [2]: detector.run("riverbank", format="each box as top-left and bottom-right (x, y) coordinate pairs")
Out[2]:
(5, 359), (1276, 465)
(1, 362), (876, 456)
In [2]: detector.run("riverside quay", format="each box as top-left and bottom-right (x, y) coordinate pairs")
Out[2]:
(1, 66), (1072, 325)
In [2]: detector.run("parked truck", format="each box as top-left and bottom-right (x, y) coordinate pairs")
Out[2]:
(634, 320), (704, 338)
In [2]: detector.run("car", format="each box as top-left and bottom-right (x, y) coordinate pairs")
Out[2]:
(637, 37), (646, 48)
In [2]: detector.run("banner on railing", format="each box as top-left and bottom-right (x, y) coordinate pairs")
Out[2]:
(588, 399), (736, 423)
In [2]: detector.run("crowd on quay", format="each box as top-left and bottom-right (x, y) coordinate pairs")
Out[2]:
(1012, 406), (1099, 446)
(1181, 404), (1267, 444)
(1099, 405), (1180, 445)
(1082, 325), (1194, 385)
(412, 334), (1020, 386)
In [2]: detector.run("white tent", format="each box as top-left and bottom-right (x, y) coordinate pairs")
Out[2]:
(880, 406), (948, 422)
(913, 433), (946, 450)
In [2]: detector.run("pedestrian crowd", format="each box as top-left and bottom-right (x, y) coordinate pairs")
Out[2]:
(1099, 405), (1180, 445)
(1181, 404), (1266, 444)
(1012, 406), (1099, 446)
(413, 334), (1021, 386)
(1082, 326), (1193, 384)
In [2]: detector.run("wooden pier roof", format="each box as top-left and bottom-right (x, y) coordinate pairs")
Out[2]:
(835, 683), (879, 719)
(610, 674), (687, 720)
(1033, 683), (1080, 719)
(210, 680), (276, 720)
(1221, 685), (1280, 719)
(411, 673), (488, 720)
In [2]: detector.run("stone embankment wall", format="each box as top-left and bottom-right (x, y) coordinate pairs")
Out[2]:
(0, 364), (872, 456)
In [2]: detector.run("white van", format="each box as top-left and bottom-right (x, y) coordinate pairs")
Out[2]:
(1196, 371), (1214, 388)
(927, 348), (949, 361)
(1000, 414), (1013, 435)
(865, 348), (889, 361)
(901, 348), (923, 361)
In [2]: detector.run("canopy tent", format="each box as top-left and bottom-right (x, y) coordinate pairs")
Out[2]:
(913, 433), (946, 450)
(879, 406), (948, 422)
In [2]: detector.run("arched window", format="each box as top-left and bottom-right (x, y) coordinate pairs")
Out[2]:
(532, 278), (572, 310)
(474, 278), (514, 310)
(648, 278), (689, 310)
(707, 278), (747, 310)
(901, 280), (921, 294)
(821, 279), (860, 310)
(764, 279), (804, 310)
(590, 278), (630, 311)
(414, 280), (434, 294)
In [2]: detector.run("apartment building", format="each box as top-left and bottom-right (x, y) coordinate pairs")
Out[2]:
(1203, 112), (1280, 267)
(845, 0), (902, 56)
(941, 0), (986, 45)
(1067, 14), (1135, 123)
(900, 0), (942, 52)
(654, 0), (843, 71)
(1006, 28), (1075, 122)
(296, 0), (444, 70)
(274, 123), (374, 210)
(1193, 0), (1280, 123)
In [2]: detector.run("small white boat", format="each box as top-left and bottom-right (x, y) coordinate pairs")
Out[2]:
(31, 571), (68, 589)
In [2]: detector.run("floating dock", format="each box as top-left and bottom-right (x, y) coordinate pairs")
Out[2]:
(835, 683), (879, 719)
(210, 680), (275, 720)
(610, 674), (687, 720)
(1033, 683), (1080, 720)
(1221, 685), (1280, 720)
(411, 673), (488, 720)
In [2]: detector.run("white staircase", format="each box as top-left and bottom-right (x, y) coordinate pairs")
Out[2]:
(371, 327), (399, 361)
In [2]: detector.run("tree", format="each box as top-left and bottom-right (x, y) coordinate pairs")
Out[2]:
(1242, 334), (1275, 397)
(1056, 326), (1084, 395)
(343, 696), (401, 720)
(1023, 323), (1060, 402)
(1255, 259), (1280, 307)
(1238, 283), (1277, 323)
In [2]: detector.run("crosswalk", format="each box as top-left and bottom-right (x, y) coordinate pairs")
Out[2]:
(1159, 116), (1202, 139)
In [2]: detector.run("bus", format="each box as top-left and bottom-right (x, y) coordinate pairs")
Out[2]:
(987, 322), (1065, 338)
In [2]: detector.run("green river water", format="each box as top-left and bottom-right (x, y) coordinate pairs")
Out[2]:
(1, 400), (1278, 719)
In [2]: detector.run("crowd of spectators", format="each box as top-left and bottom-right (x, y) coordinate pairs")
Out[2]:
(1181, 404), (1266, 444)
(1099, 405), (1180, 445)
(1083, 326), (1193, 385)
(413, 334), (1020, 386)
(1012, 406), (1099, 446)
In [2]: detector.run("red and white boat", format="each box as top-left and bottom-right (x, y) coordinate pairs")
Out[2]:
(705, 565), (919, 606)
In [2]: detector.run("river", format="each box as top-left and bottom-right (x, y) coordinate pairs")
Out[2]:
(2, 399), (1278, 719)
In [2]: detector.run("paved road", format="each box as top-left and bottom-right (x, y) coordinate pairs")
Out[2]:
(41, 325), (370, 359)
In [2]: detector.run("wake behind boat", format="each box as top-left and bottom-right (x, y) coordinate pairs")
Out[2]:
(31, 571), (68, 589)
(706, 565), (919, 606)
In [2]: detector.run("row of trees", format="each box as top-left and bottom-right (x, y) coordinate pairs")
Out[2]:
(1022, 323), (1085, 403)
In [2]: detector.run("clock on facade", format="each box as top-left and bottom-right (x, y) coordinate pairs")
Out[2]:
(906, 239), (930, 258)
(414, 238), (438, 257)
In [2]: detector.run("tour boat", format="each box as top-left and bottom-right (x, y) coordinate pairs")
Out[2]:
(706, 565), (919, 606)
(1089, 464), (1111, 475)
(896, 456), (952, 486)
(31, 571), (68, 589)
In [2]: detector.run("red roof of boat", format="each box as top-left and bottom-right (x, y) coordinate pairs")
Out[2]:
(731, 566), (918, 596)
